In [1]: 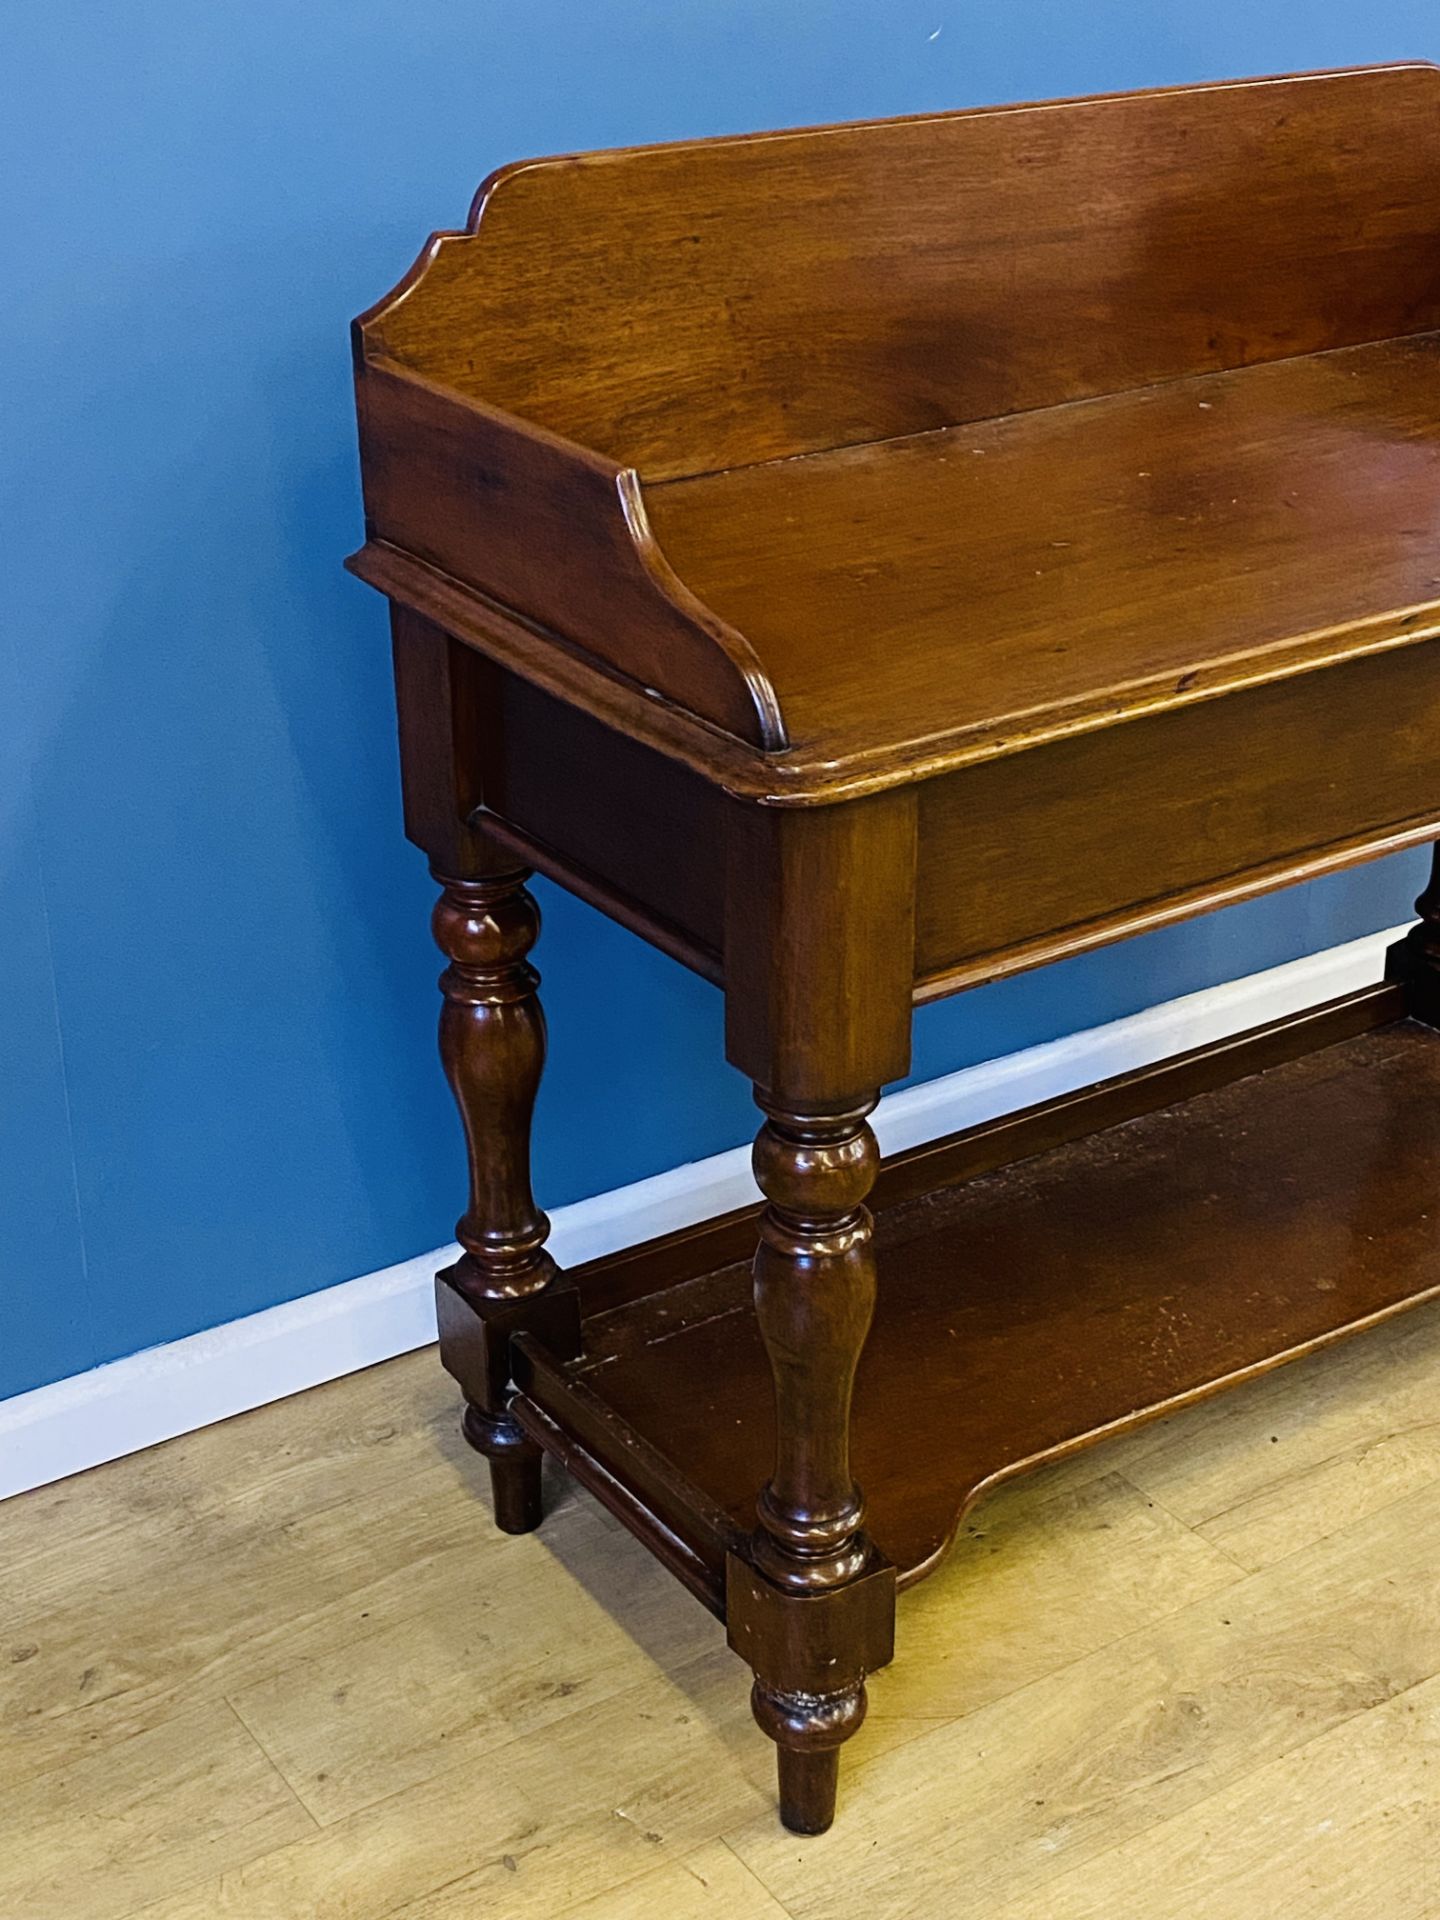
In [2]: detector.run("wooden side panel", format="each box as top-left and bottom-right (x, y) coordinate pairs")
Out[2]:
(354, 360), (783, 746)
(915, 642), (1440, 988)
(363, 65), (1440, 478)
(480, 668), (728, 972)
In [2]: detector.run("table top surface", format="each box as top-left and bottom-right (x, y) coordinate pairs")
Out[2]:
(647, 332), (1440, 776)
(352, 62), (1440, 799)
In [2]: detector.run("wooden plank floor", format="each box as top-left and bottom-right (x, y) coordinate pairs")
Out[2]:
(5, 1299), (1440, 1919)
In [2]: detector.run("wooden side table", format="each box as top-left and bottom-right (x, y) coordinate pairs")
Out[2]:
(348, 63), (1440, 1832)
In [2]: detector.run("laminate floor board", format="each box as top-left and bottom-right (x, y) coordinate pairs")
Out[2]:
(3, 1302), (1437, 1919)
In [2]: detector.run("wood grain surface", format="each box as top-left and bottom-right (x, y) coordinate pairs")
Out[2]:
(547, 1014), (1440, 1586)
(648, 333), (1440, 776)
(353, 63), (1440, 785)
(365, 64), (1440, 478)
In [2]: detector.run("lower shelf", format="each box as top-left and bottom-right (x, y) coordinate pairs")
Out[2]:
(514, 988), (1440, 1610)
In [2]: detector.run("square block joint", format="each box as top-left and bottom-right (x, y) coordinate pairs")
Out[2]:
(725, 1549), (897, 1694)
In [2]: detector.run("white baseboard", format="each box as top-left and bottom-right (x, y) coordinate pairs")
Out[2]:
(0, 923), (1407, 1502)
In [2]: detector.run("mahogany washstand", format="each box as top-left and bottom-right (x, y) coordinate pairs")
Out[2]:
(348, 64), (1440, 1832)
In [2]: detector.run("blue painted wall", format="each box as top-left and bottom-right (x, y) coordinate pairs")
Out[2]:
(4, 3), (1435, 1400)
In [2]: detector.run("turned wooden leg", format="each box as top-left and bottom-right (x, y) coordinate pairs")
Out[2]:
(1386, 842), (1440, 1026)
(432, 868), (577, 1532)
(721, 791), (914, 1832)
(727, 1093), (894, 1835)
(750, 1097), (879, 1595)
